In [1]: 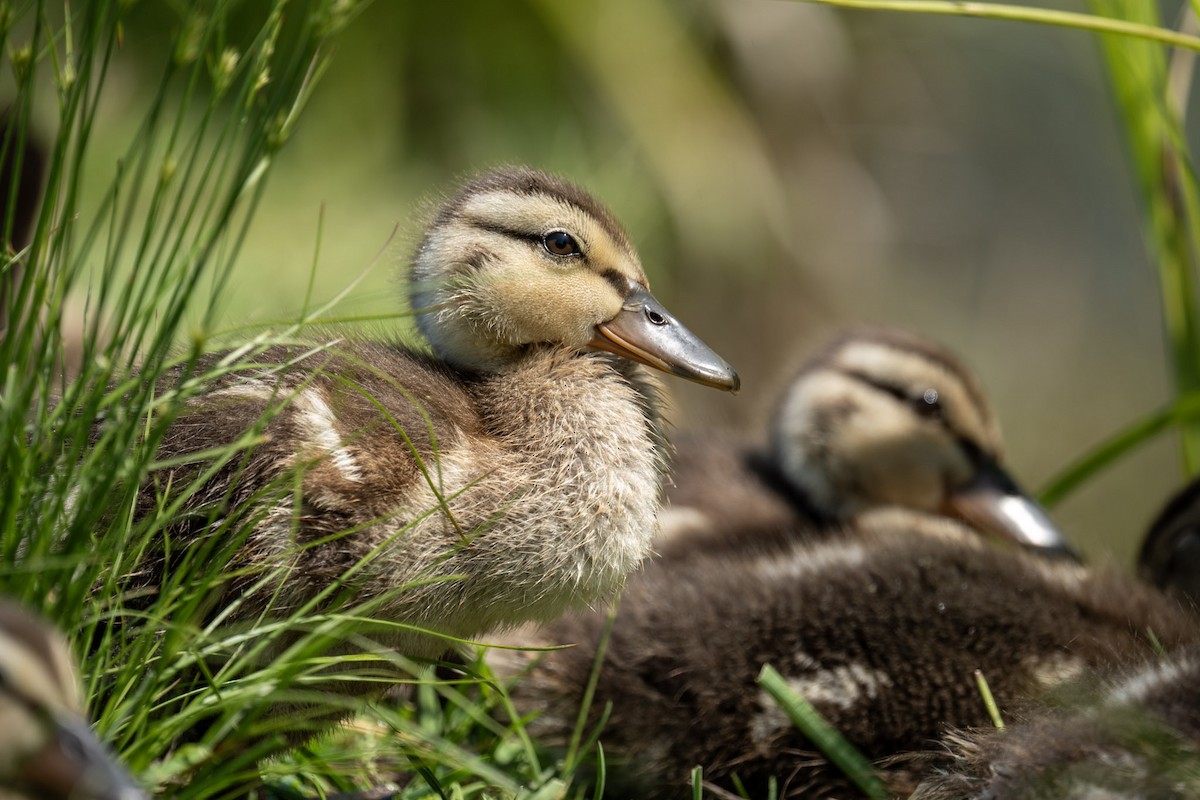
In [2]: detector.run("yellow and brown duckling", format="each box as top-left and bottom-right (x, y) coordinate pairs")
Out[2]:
(497, 510), (1196, 799)
(0, 600), (144, 800)
(133, 167), (737, 659)
(909, 648), (1200, 799)
(660, 328), (1078, 561)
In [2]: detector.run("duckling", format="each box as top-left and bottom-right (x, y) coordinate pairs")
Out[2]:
(1139, 477), (1200, 609)
(497, 510), (1197, 799)
(908, 649), (1200, 799)
(0, 600), (145, 800)
(133, 167), (738, 660)
(659, 327), (1077, 561)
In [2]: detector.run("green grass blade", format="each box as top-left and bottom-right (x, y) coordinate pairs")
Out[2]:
(757, 664), (888, 800)
(788, 0), (1200, 51)
(1039, 392), (1200, 507)
(973, 669), (1005, 730)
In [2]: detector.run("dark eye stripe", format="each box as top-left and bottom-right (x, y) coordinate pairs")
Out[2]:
(461, 214), (639, 294)
(461, 216), (583, 256)
(599, 268), (637, 295)
(841, 369), (943, 418)
(461, 218), (531, 242)
(841, 369), (909, 405)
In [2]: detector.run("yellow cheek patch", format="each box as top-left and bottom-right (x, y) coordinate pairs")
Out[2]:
(477, 267), (625, 347)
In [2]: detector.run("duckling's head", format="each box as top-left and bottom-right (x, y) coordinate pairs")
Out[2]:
(772, 328), (1076, 558)
(411, 167), (738, 390)
(0, 601), (144, 800)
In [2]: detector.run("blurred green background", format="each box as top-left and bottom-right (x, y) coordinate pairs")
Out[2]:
(64, 0), (1183, 566)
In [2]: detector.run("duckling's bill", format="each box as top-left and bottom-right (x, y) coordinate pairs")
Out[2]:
(944, 458), (1082, 562)
(19, 712), (146, 800)
(588, 286), (740, 392)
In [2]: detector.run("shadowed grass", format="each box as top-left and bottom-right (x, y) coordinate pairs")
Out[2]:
(0, 1), (538, 797)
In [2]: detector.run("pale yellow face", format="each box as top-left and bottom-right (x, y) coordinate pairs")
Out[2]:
(773, 333), (1003, 516)
(411, 168), (649, 372)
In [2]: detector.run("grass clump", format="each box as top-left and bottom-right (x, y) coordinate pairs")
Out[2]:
(0, 4), (588, 797)
(0, 2), (554, 798)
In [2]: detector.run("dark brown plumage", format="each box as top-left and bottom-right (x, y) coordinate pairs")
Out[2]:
(1140, 477), (1200, 610)
(496, 512), (1197, 799)
(909, 650), (1200, 799)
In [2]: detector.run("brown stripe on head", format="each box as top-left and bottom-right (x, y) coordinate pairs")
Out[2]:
(815, 327), (994, 423)
(431, 167), (635, 256)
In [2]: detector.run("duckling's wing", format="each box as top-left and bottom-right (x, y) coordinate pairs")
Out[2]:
(140, 341), (481, 554)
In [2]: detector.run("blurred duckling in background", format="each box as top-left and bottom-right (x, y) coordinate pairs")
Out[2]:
(909, 649), (1200, 799)
(496, 510), (1197, 799)
(1139, 477), (1200, 610)
(0, 600), (144, 800)
(661, 328), (1078, 561)
(134, 167), (738, 660)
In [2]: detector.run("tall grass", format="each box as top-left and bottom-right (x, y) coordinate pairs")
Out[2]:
(0, 2), (521, 798)
(0, 3), (595, 797)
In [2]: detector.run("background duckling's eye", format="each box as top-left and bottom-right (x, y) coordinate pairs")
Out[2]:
(542, 230), (581, 257)
(914, 388), (943, 419)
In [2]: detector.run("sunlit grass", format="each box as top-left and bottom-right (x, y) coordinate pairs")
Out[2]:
(0, 3), (606, 796)
(0, 2), (553, 797)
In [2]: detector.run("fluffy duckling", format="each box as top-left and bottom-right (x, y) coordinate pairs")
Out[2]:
(497, 510), (1197, 799)
(134, 167), (737, 659)
(0, 600), (144, 800)
(909, 649), (1200, 799)
(660, 328), (1076, 561)
(1139, 477), (1200, 609)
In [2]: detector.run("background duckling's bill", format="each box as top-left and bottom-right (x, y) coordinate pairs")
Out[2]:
(660, 327), (1077, 562)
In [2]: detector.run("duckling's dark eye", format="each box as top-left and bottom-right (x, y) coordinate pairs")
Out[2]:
(543, 231), (580, 257)
(915, 388), (943, 419)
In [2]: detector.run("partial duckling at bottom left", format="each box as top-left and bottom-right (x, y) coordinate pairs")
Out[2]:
(0, 600), (144, 800)
(492, 510), (1199, 799)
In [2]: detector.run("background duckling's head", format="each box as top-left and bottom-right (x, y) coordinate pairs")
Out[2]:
(772, 327), (1075, 557)
(0, 602), (144, 800)
(411, 167), (738, 390)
